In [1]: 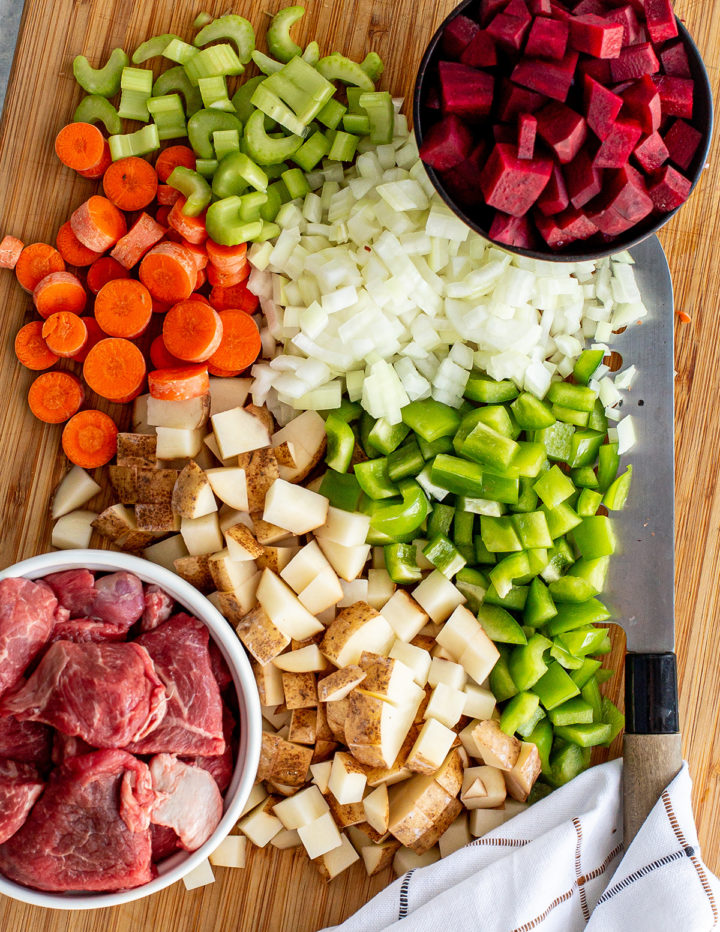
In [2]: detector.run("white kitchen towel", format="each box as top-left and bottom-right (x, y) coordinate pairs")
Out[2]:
(325, 760), (719, 932)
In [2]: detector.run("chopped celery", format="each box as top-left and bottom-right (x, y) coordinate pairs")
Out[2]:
(167, 166), (212, 216)
(317, 98), (347, 131)
(213, 151), (268, 199)
(118, 67), (153, 122)
(163, 38), (198, 65)
(328, 130), (359, 162)
(198, 75), (235, 112)
(266, 6), (304, 63)
(132, 34), (181, 64)
(360, 51), (384, 81)
(282, 167), (310, 199)
(196, 158), (218, 177)
(73, 48), (129, 97)
(359, 91), (394, 144)
(205, 196), (256, 245)
(147, 94), (186, 140)
(194, 14), (256, 63)
(108, 123), (160, 160)
(193, 12), (213, 29)
(185, 44), (244, 87)
(213, 129), (241, 161)
(252, 50), (285, 74)
(232, 76), (266, 124)
(303, 42), (320, 65)
(74, 95), (122, 135)
(153, 66), (203, 117)
(244, 110), (304, 165)
(292, 131), (331, 172)
(317, 53), (374, 90)
(343, 113), (371, 135)
(264, 57), (335, 124)
(187, 108), (243, 159)
(251, 83), (307, 136)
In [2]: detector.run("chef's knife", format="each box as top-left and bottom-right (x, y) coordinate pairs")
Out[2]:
(605, 235), (681, 846)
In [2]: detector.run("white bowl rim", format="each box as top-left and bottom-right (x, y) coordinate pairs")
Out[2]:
(0, 548), (262, 910)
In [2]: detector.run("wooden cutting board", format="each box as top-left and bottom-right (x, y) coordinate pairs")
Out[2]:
(0, 0), (717, 928)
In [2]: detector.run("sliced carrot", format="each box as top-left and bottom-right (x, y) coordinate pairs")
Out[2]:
(207, 309), (261, 373)
(167, 197), (208, 245)
(157, 184), (181, 206)
(86, 256), (130, 295)
(78, 140), (112, 180)
(71, 196), (128, 253)
(56, 222), (102, 267)
(180, 239), (208, 270)
(54, 122), (106, 173)
(139, 241), (198, 303)
(148, 365), (209, 401)
(14, 321), (59, 370)
(152, 297), (172, 315)
(189, 292), (211, 305)
(62, 410), (118, 468)
(206, 239), (247, 272)
(95, 279), (152, 338)
(41, 312), (88, 358)
(209, 280), (258, 314)
(83, 337), (147, 402)
(150, 335), (184, 369)
(207, 362), (242, 377)
(28, 371), (84, 423)
(162, 299), (223, 363)
(33, 271), (87, 318)
(155, 206), (172, 227)
(72, 317), (105, 363)
(195, 268), (207, 291)
(15, 243), (66, 293)
(110, 213), (166, 270)
(103, 156), (158, 211)
(207, 263), (250, 287)
(0, 235), (24, 270)
(155, 145), (196, 183)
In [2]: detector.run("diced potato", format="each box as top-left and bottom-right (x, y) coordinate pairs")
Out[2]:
(314, 507), (371, 547)
(282, 671), (318, 709)
(310, 760), (333, 794)
(387, 751), (463, 853)
(256, 569), (324, 640)
(257, 732), (313, 787)
(183, 858), (215, 890)
(360, 839), (399, 876)
(240, 783), (268, 818)
(366, 568), (396, 610)
(209, 376), (252, 416)
(116, 433), (157, 468)
(316, 538), (371, 582)
(438, 813), (471, 858)
(144, 533), (189, 570)
(156, 427), (204, 459)
(338, 578), (369, 605)
(298, 566), (344, 615)
(380, 590), (429, 642)
(208, 549), (258, 592)
(225, 524), (263, 561)
(472, 720), (521, 771)
(270, 828), (302, 849)
(280, 541), (331, 592)
(272, 411), (327, 483)
(435, 605), (481, 660)
(273, 644), (329, 673)
(298, 811), (343, 860)
(147, 393), (210, 429)
(238, 800), (283, 847)
(209, 835), (246, 868)
(407, 718), (457, 775)
(263, 479), (329, 535)
(312, 832), (359, 880)
(388, 640), (432, 687)
(320, 603), (394, 667)
(238, 447), (279, 513)
(469, 808), (506, 838)
(52, 510), (97, 550)
(51, 466), (101, 519)
(504, 742), (541, 802)
(174, 554), (213, 591)
(135, 504), (179, 533)
(345, 686), (422, 770)
(132, 393), (152, 434)
(458, 630), (501, 687)
(317, 665), (366, 702)
(288, 708), (317, 744)
(428, 657), (467, 691)
(412, 571), (465, 622)
(203, 432), (233, 467)
(462, 765), (507, 809)
(423, 683), (466, 729)
(463, 685), (496, 720)
(328, 752), (367, 805)
(181, 512), (224, 556)
(252, 661), (285, 707)
(393, 845), (440, 875)
(363, 783), (389, 835)
(206, 467), (249, 512)
(272, 785), (329, 829)
(212, 406), (270, 459)
(237, 605), (289, 664)
(173, 461), (217, 519)
(262, 705), (291, 731)
(211, 575), (261, 623)
(359, 655), (417, 705)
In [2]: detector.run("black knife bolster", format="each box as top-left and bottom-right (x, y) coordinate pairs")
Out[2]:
(625, 652), (679, 734)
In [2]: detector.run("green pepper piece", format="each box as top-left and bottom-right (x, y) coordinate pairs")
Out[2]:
(533, 661), (580, 710)
(571, 466), (599, 490)
(509, 633), (551, 691)
(194, 14), (256, 64)
(403, 400), (460, 442)
(500, 691), (539, 735)
(548, 696), (594, 726)
(549, 743), (589, 786)
(185, 44), (245, 87)
(516, 706), (546, 739)
(462, 421), (520, 472)
(601, 697), (625, 744)
(573, 349), (604, 386)
(576, 488), (603, 518)
(524, 577), (557, 627)
(455, 567), (488, 613)
(108, 123), (160, 160)
(303, 41), (320, 65)
(354, 458), (397, 501)
(317, 98), (347, 131)
(477, 604), (527, 645)
(548, 576), (597, 603)
(559, 628), (610, 661)
(533, 465), (575, 510)
(188, 109), (243, 159)
(387, 439), (424, 482)
(243, 109), (304, 165)
(427, 502), (454, 539)
(540, 538), (575, 583)
(484, 583), (528, 610)
(326, 399), (362, 423)
(552, 403), (589, 427)
(527, 717), (554, 775)
(460, 404), (515, 438)
(457, 496), (504, 517)
(603, 465), (632, 511)
(555, 722), (612, 748)
(511, 392), (555, 429)
(595, 667), (613, 684)
(132, 34), (181, 64)
(512, 511), (553, 550)
(153, 66), (203, 117)
(570, 657), (602, 689)
(545, 598), (611, 636)
(453, 510), (474, 552)
(319, 471), (362, 512)
(317, 53), (375, 90)
(358, 91), (394, 144)
(511, 477), (540, 514)
(325, 414), (355, 473)
(73, 48), (129, 97)
(464, 373), (518, 404)
(473, 535), (496, 565)
(359, 412), (375, 454)
(546, 381), (596, 413)
(489, 648), (519, 702)
(588, 398), (608, 434)
(370, 480), (429, 540)
(367, 418), (410, 455)
(166, 166), (212, 216)
(489, 552), (531, 599)
(536, 421), (575, 462)
(384, 542), (422, 584)
(541, 502), (581, 539)
(481, 516), (522, 553)
(73, 95), (122, 135)
(573, 515), (616, 560)
(580, 674), (603, 721)
(431, 455), (518, 504)
(423, 534), (466, 578)
(360, 51), (384, 81)
(266, 6), (305, 62)
(596, 442), (619, 493)
(568, 429), (605, 469)
(550, 642), (585, 670)
(505, 442), (547, 479)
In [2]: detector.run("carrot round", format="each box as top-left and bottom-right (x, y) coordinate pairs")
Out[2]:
(62, 410), (118, 468)
(56, 222), (102, 267)
(139, 242), (198, 303)
(206, 239), (247, 272)
(155, 206), (172, 227)
(207, 309), (261, 373)
(167, 197), (207, 245)
(209, 280), (258, 314)
(83, 338), (147, 402)
(110, 213), (165, 270)
(54, 122), (106, 173)
(71, 196), (128, 253)
(28, 371), (84, 423)
(78, 140), (112, 180)
(152, 297), (172, 315)
(0, 235), (24, 270)
(162, 299), (223, 363)
(41, 312), (88, 358)
(15, 243), (66, 293)
(207, 362), (242, 378)
(156, 184), (181, 206)
(150, 335), (184, 369)
(207, 263), (249, 287)
(94, 278), (152, 339)
(86, 256), (130, 295)
(148, 365), (209, 401)
(155, 145), (196, 183)
(72, 317), (105, 363)
(14, 321), (59, 371)
(195, 268), (207, 291)
(103, 156), (158, 211)
(33, 271), (87, 318)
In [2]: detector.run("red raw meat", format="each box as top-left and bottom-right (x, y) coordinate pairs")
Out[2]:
(593, 118), (643, 167)
(141, 584), (175, 632)
(0, 578), (57, 699)
(645, 0), (678, 44)
(584, 76), (623, 140)
(621, 74), (661, 133)
(536, 102), (588, 163)
(0, 760), (44, 844)
(587, 164), (654, 233)
(460, 30), (498, 68)
(610, 43), (660, 82)
(209, 640), (234, 694)
(566, 149), (603, 207)
(419, 114), (473, 170)
(537, 163), (570, 215)
(634, 131), (670, 172)
(0, 749), (154, 892)
(438, 61), (495, 120)
(127, 614), (225, 757)
(488, 212), (535, 248)
(149, 754), (223, 852)
(524, 16), (569, 59)
(654, 75), (694, 118)
(50, 618), (127, 644)
(659, 40), (691, 77)
(442, 14), (481, 58)
(0, 709), (51, 766)
(518, 113), (537, 159)
(569, 15), (624, 59)
(44, 570), (96, 617)
(647, 163), (692, 211)
(91, 572), (145, 630)
(186, 707), (236, 794)
(480, 143), (553, 216)
(663, 118), (703, 171)
(497, 81), (547, 121)
(51, 732), (95, 766)
(151, 823), (180, 861)
(603, 4), (643, 46)
(486, 0), (531, 51)
(1, 641), (167, 748)
(536, 206), (598, 246)
(511, 50), (578, 102)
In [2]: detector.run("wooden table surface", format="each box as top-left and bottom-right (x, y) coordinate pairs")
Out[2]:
(0, 0), (718, 928)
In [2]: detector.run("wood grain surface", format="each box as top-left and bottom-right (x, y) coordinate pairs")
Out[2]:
(0, 0), (716, 929)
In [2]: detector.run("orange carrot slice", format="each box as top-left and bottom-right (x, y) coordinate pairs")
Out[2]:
(15, 243), (66, 293)
(55, 222), (102, 267)
(86, 256), (130, 295)
(83, 337), (147, 402)
(139, 241), (198, 303)
(152, 297), (172, 315)
(207, 263), (250, 287)
(206, 239), (247, 272)
(33, 271), (87, 318)
(156, 145), (196, 183)
(62, 410), (118, 468)
(14, 321), (59, 370)
(41, 312), (88, 358)
(148, 365), (209, 401)
(94, 279), (152, 338)
(207, 309), (261, 373)
(110, 213), (165, 270)
(195, 268), (207, 291)
(70, 196), (128, 253)
(162, 299), (223, 363)
(209, 280), (258, 314)
(207, 362), (242, 378)
(28, 371), (84, 423)
(77, 140), (112, 180)
(0, 235), (24, 270)
(54, 122), (106, 173)
(155, 206), (172, 227)
(156, 184), (181, 206)
(72, 317), (105, 363)
(150, 335), (184, 369)
(103, 156), (158, 211)
(167, 197), (208, 245)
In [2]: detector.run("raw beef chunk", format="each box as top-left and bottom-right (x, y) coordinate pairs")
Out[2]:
(0, 641), (167, 749)
(44, 570), (96, 617)
(0, 760), (44, 844)
(50, 618), (127, 644)
(150, 823), (180, 861)
(0, 749), (154, 892)
(149, 754), (223, 851)
(0, 578), (57, 698)
(209, 640), (233, 694)
(0, 710), (51, 766)
(186, 707), (236, 793)
(141, 585), (174, 632)
(91, 573), (145, 630)
(51, 732), (95, 766)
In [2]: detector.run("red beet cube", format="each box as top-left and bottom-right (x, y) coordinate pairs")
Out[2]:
(645, 0), (678, 44)
(439, 61), (495, 120)
(529, 0), (552, 13)
(518, 113), (538, 159)
(419, 114), (473, 170)
(587, 164), (654, 234)
(569, 15), (624, 59)
(441, 143), (489, 207)
(578, 57), (613, 84)
(442, 15), (481, 59)
(634, 131), (670, 172)
(512, 51), (578, 101)
(621, 74), (661, 134)
(425, 86), (441, 110)
(525, 17), (569, 59)
(659, 40), (691, 78)
(604, 5), (643, 47)
(584, 75), (623, 140)
(536, 102), (588, 163)
(537, 163), (570, 214)
(654, 75), (694, 118)
(486, 2), (532, 51)
(489, 212), (535, 247)
(663, 118), (703, 170)
(647, 164), (691, 211)
(480, 143), (553, 216)
(494, 123), (516, 143)
(593, 118), (643, 168)
(574, 0), (608, 15)
(610, 43), (660, 82)
(460, 30), (498, 68)
(480, 0), (511, 24)
(566, 149), (603, 207)
(536, 207), (598, 246)
(498, 81), (547, 120)
(550, 2), (573, 21)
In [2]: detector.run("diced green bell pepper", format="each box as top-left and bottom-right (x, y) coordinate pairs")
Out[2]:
(571, 466), (599, 490)
(465, 373), (518, 403)
(387, 439), (424, 482)
(573, 515), (616, 560)
(547, 381), (596, 413)
(540, 538), (575, 583)
(325, 414), (355, 473)
(570, 657), (602, 689)
(549, 743), (589, 786)
(402, 399), (460, 442)
(527, 717), (554, 775)
(536, 421), (575, 462)
(319, 471), (362, 511)
(568, 429), (605, 469)
(507, 442), (547, 479)
(427, 502), (453, 539)
(484, 583), (528, 610)
(545, 598), (611, 636)
(533, 661), (580, 710)
(524, 577), (557, 627)
(354, 458), (397, 500)
(481, 516), (522, 553)
(431, 455), (518, 504)
(550, 642), (584, 670)
(370, 480), (429, 540)
(533, 465), (575, 510)
(542, 502), (582, 539)
(423, 534), (466, 578)
(548, 576), (598, 603)
(516, 706), (546, 739)
(417, 435), (453, 460)
(477, 604), (527, 645)
(500, 691), (540, 735)
(384, 542), (422, 583)
(580, 675), (603, 721)
(489, 649), (519, 702)
(462, 422), (520, 472)
(603, 465), (632, 511)
(596, 668), (614, 685)
(455, 567), (488, 613)
(474, 535), (496, 565)
(513, 512), (553, 550)
(368, 418), (410, 455)
(596, 443), (619, 492)
(576, 488), (603, 517)
(490, 552), (530, 599)
(549, 696), (594, 726)
(555, 722), (612, 747)
(511, 392), (555, 429)
(588, 398), (608, 433)
(601, 697), (625, 744)
(552, 403), (590, 427)
(573, 349), (604, 386)
(509, 633), (551, 691)
(511, 477), (540, 514)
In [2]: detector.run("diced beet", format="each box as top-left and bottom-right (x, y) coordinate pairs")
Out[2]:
(537, 163), (570, 214)
(578, 57), (613, 84)
(460, 30), (498, 68)
(440, 143), (489, 207)
(498, 81), (547, 120)
(504, 0), (531, 17)
(604, 5), (643, 47)
(426, 86), (441, 110)
(612, 80), (636, 95)
(569, 15), (624, 59)
(489, 211), (535, 247)
(518, 113), (538, 159)
(566, 148), (603, 207)
(439, 61), (495, 121)
(621, 74), (661, 133)
(587, 163), (654, 234)
(494, 123), (516, 143)
(647, 163), (691, 211)
(536, 207), (598, 246)
(480, 143), (553, 216)
(634, 131), (669, 172)
(659, 39), (691, 77)
(550, 2), (573, 21)
(654, 75), (694, 118)
(512, 50), (578, 101)
(610, 43), (660, 81)
(663, 118), (703, 170)
(419, 114), (473, 171)
(645, 0), (678, 44)
(529, 0), (552, 12)
(442, 14), (482, 59)
(593, 117), (643, 167)
(525, 16), (569, 60)
(584, 75), (623, 140)
(536, 102), (588, 163)
(480, 0), (510, 25)
(486, 1), (532, 52)
(574, 0), (608, 14)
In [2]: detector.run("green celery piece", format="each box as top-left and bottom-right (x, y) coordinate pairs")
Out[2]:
(545, 598), (611, 636)
(387, 439), (424, 482)
(568, 429), (605, 469)
(252, 221), (280, 242)
(549, 743), (589, 786)
(524, 577), (557, 627)
(205, 196), (255, 246)
(465, 373), (518, 403)
(346, 87), (364, 113)
(214, 152), (268, 198)
(384, 542), (422, 583)
(108, 123), (159, 160)
(251, 83), (307, 136)
(73, 48), (129, 97)
(360, 51), (384, 81)
(511, 392), (555, 429)
(571, 556), (610, 593)
(193, 12), (213, 28)
(541, 502), (581, 539)
(280, 166), (309, 198)
(597, 443), (620, 493)
(532, 661), (580, 710)
(549, 575), (598, 603)
(511, 477), (540, 514)
(603, 465), (633, 511)
(554, 722), (612, 748)
(243, 109), (303, 165)
(546, 381), (596, 413)
(343, 113), (371, 135)
(552, 403), (590, 427)
(164, 38), (199, 65)
(261, 181), (286, 219)
(588, 398), (608, 433)
(354, 458), (397, 500)
(303, 41), (320, 65)
(477, 604), (527, 645)
(527, 717), (554, 775)
(550, 642), (585, 670)
(185, 44), (244, 87)
(188, 109), (243, 159)
(132, 34), (181, 64)
(317, 98), (347, 130)
(533, 465), (575, 510)
(231, 76), (266, 122)
(509, 633), (551, 691)
(474, 535), (496, 565)
(292, 131), (331, 172)
(481, 516), (522, 553)
(484, 583), (527, 610)
(427, 502), (454, 538)
(147, 94), (187, 141)
(403, 400), (461, 443)
(549, 696), (595, 726)
(74, 95), (122, 135)
(266, 6), (304, 62)
(167, 166), (212, 216)
(601, 697), (625, 744)
(194, 15), (255, 64)
(199, 75), (235, 112)
(573, 349), (604, 386)
(153, 66), (203, 117)
(422, 534), (466, 578)
(489, 649), (519, 702)
(325, 414), (355, 473)
(577, 488), (603, 517)
(516, 705), (546, 739)
(500, 691), (539, 735)
(252, 50), (284, 74)
(265, 57), (335, 124)
(455, 567), (488, 613)
(328, 130), (358, 161)
(370, 480), (429, 541)
(573, 515), (616, 560)
(317, 53), (374, 90)
(571, 466), (599, 490)
(319, 471), (362, 511)
(580, 675), (603, 721)
(513, 512), (553, 550)
(358, 91), (394, 144)
(118, 66), (153, 122)
(462, 421), (520, 472)
(367, 418), (410, 455)
(213, 129), (241, 161)
(536, 421), (575, 462)
(570, 657), (602, 689)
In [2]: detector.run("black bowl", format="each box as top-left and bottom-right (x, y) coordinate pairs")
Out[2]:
(413, 2), (713, 262)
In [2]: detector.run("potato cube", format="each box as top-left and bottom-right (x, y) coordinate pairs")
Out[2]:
(312, 833), (359, 881)
(458, 630), (501, 687)
(314, 507), (370, 547)
(273, 645), (329, 673)
(209, 376), (251, 416)
(317, 665), (366, 702)
(237, 447), (279, 513)
(428, 657), (467, 691)
(212, 406), (270, 459)
(320, 603), (394, 667)
(281, 541), (332, 592)
(412, 571), (466, 623)
(504, 742), (541, 802)
(299, 567), (344, 615)
(252, 660), (285, 707)
(328, 751), (367, 805)
(206, 467), (249, 512)
(183, 858), (215, 890)
(181, 513), (224, 556)
(461, 765), (507, 809)
(147, 393), (210, 430)
(438, 814), (471, 858)
(52, 465), (102, 518)
(471, 720), (521, 771)
(380, 590), (428, 642)
(388, 640), (432, 687)
(256, 569), (324, 640)
(361, 840), (400, 876)
(317, 538), (372, 582)
(209, 835), (246, 868)
(282, 671), (317, 709)
(469, 808), (506, 838)
(463, 685), (496, 720)
(263, 479), (329, 535)
(237, 605), (289, 664)
(225, 524), (264, 561)
(174, 554), (214, 591)
(272, 785), (329, 829)
(407, 718), (457, 775)
(366, 568), (396, 610)
(144, 534), (189, 571)
(52, 510), (97, 550)
(392, 846), (440, 875)
(156, 427), (204, 460)
(238, 801), (283, 847)
(424, 683), (466, 729)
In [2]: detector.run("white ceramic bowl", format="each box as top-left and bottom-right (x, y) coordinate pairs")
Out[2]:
(0, 549), (262, 909)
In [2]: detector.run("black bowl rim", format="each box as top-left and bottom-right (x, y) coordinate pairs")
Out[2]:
(412, 2), (714, 263)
